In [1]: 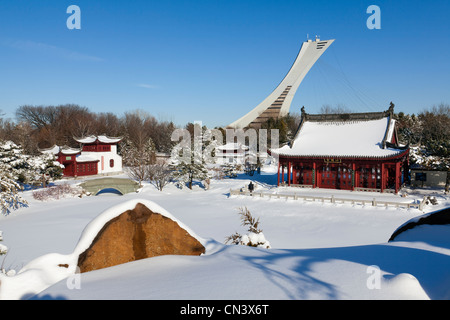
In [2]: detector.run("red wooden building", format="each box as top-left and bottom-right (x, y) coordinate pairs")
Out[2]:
(270, 106), (409, 193)
(40, 135), (122, 177)
(41, 146), (100, 177)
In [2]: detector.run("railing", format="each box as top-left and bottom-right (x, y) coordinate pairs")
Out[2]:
(229, 188), (425, 211)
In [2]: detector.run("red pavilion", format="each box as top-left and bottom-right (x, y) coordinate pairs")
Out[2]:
(270, 106), (409, 193)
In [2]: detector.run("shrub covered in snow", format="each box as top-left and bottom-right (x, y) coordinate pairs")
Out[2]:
(225, 207), (271, 249)
(0, 231), (16, 276)
(0, 231), (7, 256)
(221, 164), (238, 178)
(32, 183), (87, 201)
(0, 231), (9, 275)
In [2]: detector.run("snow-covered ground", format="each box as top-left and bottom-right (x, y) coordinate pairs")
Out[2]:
(0, 167), (449, 300)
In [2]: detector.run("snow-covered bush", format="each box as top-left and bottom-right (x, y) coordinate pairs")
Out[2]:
(0, 231), (7, 256)
(32, 183), (86, 201)
(0, 230), (11, 275)
(222, 164), (238, 178)
(208, 166), (225, 180)
(225, 207), (271, 249)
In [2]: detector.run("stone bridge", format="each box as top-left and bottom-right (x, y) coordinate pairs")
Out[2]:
(80, 178), (140, 196)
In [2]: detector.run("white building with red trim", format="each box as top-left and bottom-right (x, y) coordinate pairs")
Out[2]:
(215, 142), (250, 165)
(41, 135), (123, 177)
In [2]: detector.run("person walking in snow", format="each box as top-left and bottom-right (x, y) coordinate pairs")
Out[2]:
(248, 181), (254, 194)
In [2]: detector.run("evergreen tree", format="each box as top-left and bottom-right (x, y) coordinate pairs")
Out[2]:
(0, 140), (63, 188)
(0, 141), (29, 183)
(0, 165), (28, 215)
(27, 153), (64, 187)
(398, 104), (450, 170)
(0, 141), (28, 215)
(260, 113), (300, 146)
(170, 122), (211, 189)
(172, 161), (209, 190)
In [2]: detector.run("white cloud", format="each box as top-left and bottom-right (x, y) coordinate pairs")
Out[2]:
(2, 39), (103, 62)
(137, 83), (160, 89)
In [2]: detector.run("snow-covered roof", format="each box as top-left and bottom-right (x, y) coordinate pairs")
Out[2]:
(271, 109), (407, 159)
(39, 145), (60, 155)
(60, 147), (82, 155)
(74, 135), (122, 144)
(40, 145), (81, 155)
(76, 155), (99, 163)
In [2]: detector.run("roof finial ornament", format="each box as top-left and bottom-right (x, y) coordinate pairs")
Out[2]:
(388, 102), (395, 116)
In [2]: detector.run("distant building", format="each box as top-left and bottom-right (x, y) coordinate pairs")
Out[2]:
(41, 135), (123, 177)
(410, 169), (448, 188)
(270, 106), (410, 193)
(215, 142), (249, 165)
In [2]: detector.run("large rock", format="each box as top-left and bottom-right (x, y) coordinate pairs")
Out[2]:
(77, 202), (205, 273)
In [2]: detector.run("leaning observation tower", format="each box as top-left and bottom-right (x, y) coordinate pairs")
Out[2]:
(228, 37), (334, 129)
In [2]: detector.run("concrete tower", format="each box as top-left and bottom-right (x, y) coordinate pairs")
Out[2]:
(228, 37), (334, 129)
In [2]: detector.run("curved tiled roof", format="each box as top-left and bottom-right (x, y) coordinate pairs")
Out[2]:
(74, 135), (122, 144)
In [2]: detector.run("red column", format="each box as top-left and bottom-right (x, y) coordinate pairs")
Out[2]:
(381, 163), (385, 193)
(312, 161), (316, 188)
(277, 161), (281, 186)
(291, 165), (295, 185)
(352, 162), (356, 191)
(287, 162), (291, 186)
(395, 162), (400, 194)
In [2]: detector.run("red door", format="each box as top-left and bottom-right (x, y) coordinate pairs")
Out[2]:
(336, 167), (353, 190)
(321, 166), (336, 189)
(63, 162), (75, 176)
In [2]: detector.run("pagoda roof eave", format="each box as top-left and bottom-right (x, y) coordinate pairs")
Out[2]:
(269, 148), (410, 161)
(74, 135), (123, 144)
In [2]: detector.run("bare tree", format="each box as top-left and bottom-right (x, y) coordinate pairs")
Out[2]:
(94, 112), (121, 137)
(121, 110), (156, 151)
(15, 105), (57, 129)
(148, 164), (172, 191)
(123, 138), (156, 187)
(15, 104), (95, 148)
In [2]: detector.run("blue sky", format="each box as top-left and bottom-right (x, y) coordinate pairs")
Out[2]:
(1, 0), (449, 128)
